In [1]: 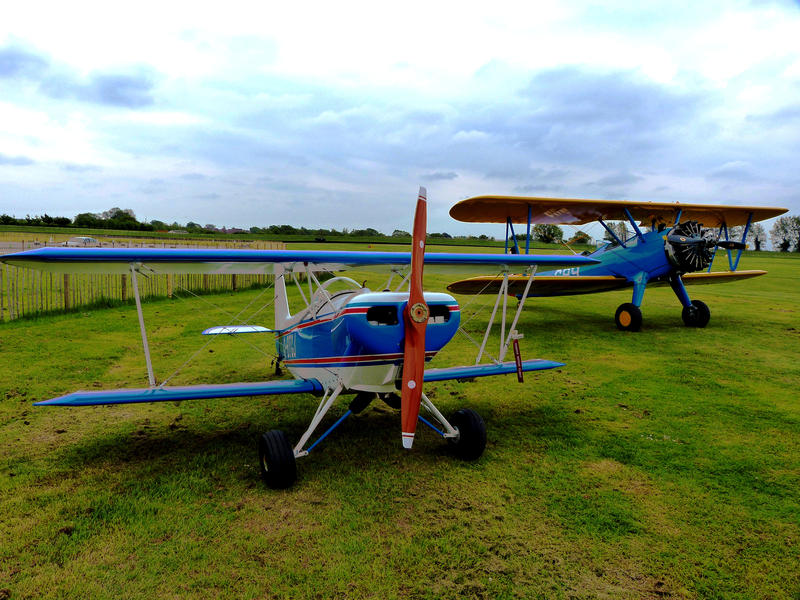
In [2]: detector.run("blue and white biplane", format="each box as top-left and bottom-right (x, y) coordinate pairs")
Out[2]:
(448, 196), (787, 331)
(3, 189), (598, 488)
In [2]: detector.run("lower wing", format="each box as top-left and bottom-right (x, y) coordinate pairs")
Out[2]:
(35, 379), (323, 406)
(447, 270), (767, 296)
(424, 359), (563, 381)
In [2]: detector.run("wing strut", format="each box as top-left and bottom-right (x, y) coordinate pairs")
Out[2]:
(130, 264), (156, 387)
(499, 266), (537, 362)
(473, 266), (538, 364)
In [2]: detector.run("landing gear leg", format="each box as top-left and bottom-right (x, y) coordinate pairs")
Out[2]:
(615, 272), (647, 331)
(417, 394), (487, 461)
(669, 274), (710, 328)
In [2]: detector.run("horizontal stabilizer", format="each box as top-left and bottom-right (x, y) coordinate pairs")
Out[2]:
(202, 325), (272, 335)
(2, 247), (598, 275)
(423, 359), (563, 382)
(34, 379), (323, 407)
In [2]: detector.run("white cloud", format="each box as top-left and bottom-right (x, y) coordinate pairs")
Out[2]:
(1, 0), (800, 231)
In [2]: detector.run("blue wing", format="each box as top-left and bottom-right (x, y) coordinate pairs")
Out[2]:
(424, 359), (563, 382)
(3, 247), (598, 274)
(34, 379), (323, 407)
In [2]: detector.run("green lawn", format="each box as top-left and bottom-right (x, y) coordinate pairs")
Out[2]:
(1, 251), (798, 599)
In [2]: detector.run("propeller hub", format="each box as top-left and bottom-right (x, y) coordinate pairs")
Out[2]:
(664, 220), (716, 273)
(409, 302), (429, 323)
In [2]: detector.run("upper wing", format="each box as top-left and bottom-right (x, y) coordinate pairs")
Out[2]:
(34, 379), (323, 406)
(2, 247), (598, 274)
(449, 195), (788, 228)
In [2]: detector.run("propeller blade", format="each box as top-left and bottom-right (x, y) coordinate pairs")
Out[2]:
(401, 187), (429, 450)
(716, 240), (747, 250)
(666, 234), (704, 245)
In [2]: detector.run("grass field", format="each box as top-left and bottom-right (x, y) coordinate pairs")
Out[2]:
(1, 248), (798, 599)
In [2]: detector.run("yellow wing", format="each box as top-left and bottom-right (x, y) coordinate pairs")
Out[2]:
(449, 196), (787, 228)
(447, 270), (768, 296)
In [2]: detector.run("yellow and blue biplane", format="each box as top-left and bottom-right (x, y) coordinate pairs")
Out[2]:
(3, 189), (598, 488)
(448, 196), (787, 331)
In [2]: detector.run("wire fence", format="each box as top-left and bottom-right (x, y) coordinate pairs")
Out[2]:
(0, 239), (285, 322)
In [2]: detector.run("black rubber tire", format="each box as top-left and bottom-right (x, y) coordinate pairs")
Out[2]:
(615, 303), (643, 331)
(448, 408), (487, 461)
(682, 299), (710, 328)
(258, 430), (296, 489)
(379, 393), (401, 410)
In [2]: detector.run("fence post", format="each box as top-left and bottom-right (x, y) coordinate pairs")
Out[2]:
(121, 274), (127, 301)
(232, 274), (237, 291)
(167, 274), (173, 298)
(63, 274), (71, 310)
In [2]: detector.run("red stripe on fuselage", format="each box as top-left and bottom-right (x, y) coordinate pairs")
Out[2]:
(284, 350), (437, 365)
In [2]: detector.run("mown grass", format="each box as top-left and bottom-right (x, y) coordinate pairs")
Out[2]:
(1, 250), (798, 599)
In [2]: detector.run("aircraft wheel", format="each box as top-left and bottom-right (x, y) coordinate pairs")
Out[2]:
(615, 303), (642, 331)
(258, 430), (296, 489)
(448, 408), (487, 461)
(682, 300), (710, 328)
(379, 392), (401, 410)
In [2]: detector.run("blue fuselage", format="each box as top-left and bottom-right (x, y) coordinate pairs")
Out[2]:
(275, 291), (460, 392)
(539, 228), (673, 282)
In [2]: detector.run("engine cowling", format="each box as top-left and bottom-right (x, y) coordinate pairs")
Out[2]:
(664, 220), (717, 273)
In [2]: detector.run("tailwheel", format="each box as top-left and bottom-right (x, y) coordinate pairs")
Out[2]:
(448, 408), (487, 461)
(615, 303), (642, 332)
(258, 430), (297, 489)
(682, 299), (710, 328)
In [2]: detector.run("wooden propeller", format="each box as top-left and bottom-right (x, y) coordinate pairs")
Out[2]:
(401, 187), (428, 449)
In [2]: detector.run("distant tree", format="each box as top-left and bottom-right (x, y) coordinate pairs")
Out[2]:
(150, 220), (169, 231)
(203, 224), (217, 232)
(603, 221), (628, 243)
(429, 232), (452, 239)
(770, 216), (800, 252)
(0, 214), (15, 225)
(392, 229), (410, 238)
(532, 224), (564, 244)
(73, 212), (102, 228)
(747, 223), (766, 251)
(568, 230), (592, 245)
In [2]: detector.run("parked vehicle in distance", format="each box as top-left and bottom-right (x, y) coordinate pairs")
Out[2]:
(63, 236), (100, 247)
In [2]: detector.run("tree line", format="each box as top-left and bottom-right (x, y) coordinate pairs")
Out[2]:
(3, 207), (799, 250)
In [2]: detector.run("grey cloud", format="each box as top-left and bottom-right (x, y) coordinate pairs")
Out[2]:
(0, 45), (49, 78)
(706, 161), (759, 182)
(1, 43), (157, 108)
(747, 104), (800, 125)
(590, 172), (644, 187)
(514, 183), (564, 193)
(0, 153), (35, 166)
(42, 69), (157, 108)
(83, 72), (157, 107)
(62, 163), (102, 172)
(421, 171), (458, 181)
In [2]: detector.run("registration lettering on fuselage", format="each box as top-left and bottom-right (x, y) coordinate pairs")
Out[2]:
(553, 267), (580, 276)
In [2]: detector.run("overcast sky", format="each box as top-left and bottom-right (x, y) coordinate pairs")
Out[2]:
(1, 0), (799, 239)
